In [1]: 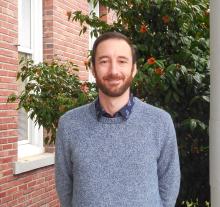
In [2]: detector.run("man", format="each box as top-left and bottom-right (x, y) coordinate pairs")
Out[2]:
(55, 32), (180, 207)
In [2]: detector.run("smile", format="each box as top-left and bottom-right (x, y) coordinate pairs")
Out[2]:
(107, 79), (122, 85)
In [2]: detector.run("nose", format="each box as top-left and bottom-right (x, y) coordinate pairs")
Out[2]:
(110, 60), (118, 75)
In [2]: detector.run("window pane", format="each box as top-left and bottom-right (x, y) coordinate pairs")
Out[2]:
(88, 2), (99, 82)
(18, 108), (29, 141)
(18, 0), (31, 49)
(18, 53), (31, 142)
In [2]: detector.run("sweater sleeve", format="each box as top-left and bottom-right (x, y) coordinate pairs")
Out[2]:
(55, 118), (73, 207)
(157, 114), (181, 207)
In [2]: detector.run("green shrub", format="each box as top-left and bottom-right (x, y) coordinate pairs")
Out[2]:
(181, 199), (210, 207)
(8, 59), (97, 144)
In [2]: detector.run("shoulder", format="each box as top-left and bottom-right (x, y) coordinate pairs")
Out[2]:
(58, 101), (93, 128)
(133, 97), (176, 150)
(133, 97), (175, 135)
(133, 97), (172, 123)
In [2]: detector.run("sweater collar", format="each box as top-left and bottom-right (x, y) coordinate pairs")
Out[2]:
(95, 94), (134, 121)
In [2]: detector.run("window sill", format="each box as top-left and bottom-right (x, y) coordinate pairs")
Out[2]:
(13, 153), (55, 175)
(18, 143), (44, 159)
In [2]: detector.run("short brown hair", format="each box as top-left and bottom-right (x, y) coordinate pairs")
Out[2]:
(91, 32), (137, 67)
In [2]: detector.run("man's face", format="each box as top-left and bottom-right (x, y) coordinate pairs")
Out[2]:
(93, 39), (137, 97)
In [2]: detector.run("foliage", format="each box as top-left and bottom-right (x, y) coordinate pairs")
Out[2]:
(182, 199), (210, 207)
(8, 59), (97, 144)
(69, 0), (210, 206)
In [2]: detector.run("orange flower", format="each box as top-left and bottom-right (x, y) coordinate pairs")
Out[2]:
(35, 69), (42, 76)
(154, 67), (165, 76)
(59, 105), (65, 112)
(80, 82), (89, 94)
(66, 11), (72, 20)
(140, 24), (148, 33)
(162, 15), (170, 24)
(176, 64), (181, 69)
(147, 57), (156, 65)
(205, 9), (210, 16)
(83, 59), (89, 67)
(67, 68), (74, 75)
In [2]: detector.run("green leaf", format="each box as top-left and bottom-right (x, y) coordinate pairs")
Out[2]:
(193, 72), (202, 84)
(166, 64), (176, 72)
(173, 92), (180, 103)
(201, 95), (210, 103)
(155, 60), (164, 68)
(165, 90), (172, 104)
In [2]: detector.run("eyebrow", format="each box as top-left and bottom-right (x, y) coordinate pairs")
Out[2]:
(97, 56), (129, 60)
(97, 56), (109, 60)
(118, 56), (129, 60)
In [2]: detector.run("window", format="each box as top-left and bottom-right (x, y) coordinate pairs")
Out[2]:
(17, 0), (43, 158)
(17, 53), (30, 145)
(18, 0), (31, 53)
(88, 1), (99, 82)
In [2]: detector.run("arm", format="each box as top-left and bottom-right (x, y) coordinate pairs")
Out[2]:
(55, 118), (73, 207)
(157, 115), (181, 207)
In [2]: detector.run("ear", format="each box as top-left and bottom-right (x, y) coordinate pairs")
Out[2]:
(132, 64), (137, 78)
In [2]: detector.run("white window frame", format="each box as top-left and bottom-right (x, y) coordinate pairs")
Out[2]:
(17, 0), (44, 158)
(88, 1), (99, 82)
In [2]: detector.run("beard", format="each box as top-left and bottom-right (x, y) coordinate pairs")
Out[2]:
(93, 67), (134, 97)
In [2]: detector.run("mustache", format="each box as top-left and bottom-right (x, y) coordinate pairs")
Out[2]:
(103, 74), (125, 81)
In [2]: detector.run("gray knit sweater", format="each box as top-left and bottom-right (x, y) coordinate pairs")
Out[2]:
(55, 97), (180, 207)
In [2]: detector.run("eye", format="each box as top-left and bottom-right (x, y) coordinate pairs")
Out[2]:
(99, 59), (108, 64)
(119, 60), (127, 64)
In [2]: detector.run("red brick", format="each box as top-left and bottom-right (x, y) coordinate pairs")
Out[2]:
(18, 184), (27, 191)
(28, 180), (36, 188)
(0, 163), (11, 171)
(0, 103), (17, 110)
(8, 150), (16, 156)
(0, 97), (8, 102)
(0, 83), (17, 90)
(0, 138), (8, 144)
(0, 63), (18, 70)
(0, 42), (17, 51)
(6, 186), (18, 195)
(0, 156), (14, 163)
(0, 150), (8, 157)
(12, 190), (24, 200)
(1, 195), (13, 204)
(0, 116), (16, 123)
(0, 90), (17, 96)
(5, 199), (18, 207)
(0, 130), (18, 139)
(0, 110), (17, 117)
(0, 70), (17, 77)
(0, 123), (17, 131)
(2, 143), (13, 150)
(7, 137), (17, 143)
(0, 191), (6, 198)
(0, 56), (17, 65)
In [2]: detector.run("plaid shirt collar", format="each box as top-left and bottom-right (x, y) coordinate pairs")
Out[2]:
(95, 94), (134, 121)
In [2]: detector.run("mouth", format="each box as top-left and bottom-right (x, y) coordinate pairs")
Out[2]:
(107, 79), (122, 85)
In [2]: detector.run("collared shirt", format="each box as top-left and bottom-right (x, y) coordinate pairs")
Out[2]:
(95, 95), (135, 121)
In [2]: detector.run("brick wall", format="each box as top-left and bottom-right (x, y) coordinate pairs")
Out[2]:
(43, 0), (89, 81)
(0, 0), (19, 205)
(0, 166), (59, 207)
(0, 1), (59, 206)
(99, 5), (117, 25)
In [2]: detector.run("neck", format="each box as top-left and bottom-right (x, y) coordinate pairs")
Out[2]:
(98, 89), (130, 116)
